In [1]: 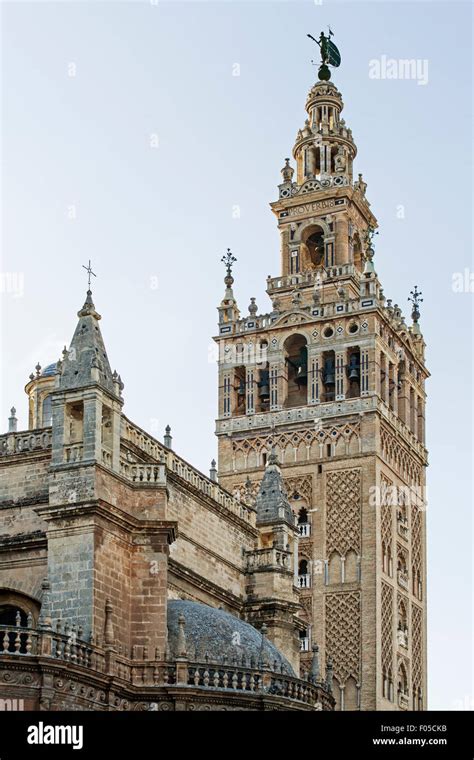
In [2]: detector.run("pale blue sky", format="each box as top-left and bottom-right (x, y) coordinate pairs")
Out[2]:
(1, 1), (472, 710)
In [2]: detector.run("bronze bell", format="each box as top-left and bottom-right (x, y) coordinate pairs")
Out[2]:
(347, 354), (360, 381)
(295, 347), (308, 387)
(323, 358), (335, 386)
(258, 370), (270, 400)
(237, 378), (246, 397)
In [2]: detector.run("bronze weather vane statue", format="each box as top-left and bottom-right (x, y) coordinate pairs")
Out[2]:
(307, 28), (341, 81)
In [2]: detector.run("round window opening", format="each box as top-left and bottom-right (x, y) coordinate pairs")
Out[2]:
(348, 323), (359, 334)
(323, 326), (334, 338)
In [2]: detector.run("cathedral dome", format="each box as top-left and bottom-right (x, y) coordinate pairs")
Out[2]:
(41, 362), (57, 377)
(167, 600), (295, 676)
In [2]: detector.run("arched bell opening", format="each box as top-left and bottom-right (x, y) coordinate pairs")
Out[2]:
(352, 232), (362, 270)
(256, 362), (270, 413)
(233, 365), (246, 416)
(284, 334), (308, 409)
(321, 350), (336, 402)
(301, 225), (325, 270)
(303, 143), (321, 179)
(346, 347), (361, 398)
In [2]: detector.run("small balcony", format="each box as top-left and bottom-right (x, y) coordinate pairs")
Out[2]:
(298, 574), (311, 589)
(300, 637), (310, 652)
(298, 523), (311, 538)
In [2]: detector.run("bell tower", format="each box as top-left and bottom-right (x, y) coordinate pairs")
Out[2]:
(214, 41), (428, 711)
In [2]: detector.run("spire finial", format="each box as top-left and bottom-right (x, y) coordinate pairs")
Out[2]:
(8, 407), (17, 433)
(281, 158), (294, 183)
(221, 248), (237, 288)
(221, 248), (236, 277)
(408, 285), (423, 322)
(82, 259), (96, 290)
(164, 425), (173, 449)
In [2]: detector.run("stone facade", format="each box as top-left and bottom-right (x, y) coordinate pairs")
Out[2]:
(0, 68), (427, 713)
(0, 291), (332, 711)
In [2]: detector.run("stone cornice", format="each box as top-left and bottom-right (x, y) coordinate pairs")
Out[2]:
(0, 530), (47, 554)
(35, 500), (177, 544)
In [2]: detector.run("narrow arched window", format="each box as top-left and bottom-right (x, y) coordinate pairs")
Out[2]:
(42, 395), (52, 426)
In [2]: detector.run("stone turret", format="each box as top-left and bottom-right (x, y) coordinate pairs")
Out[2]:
(244, 450), (301, 673)
(48, 289), (124, 479)
(255, 450), (294, 532)
(59, 290), (121, 398)
(217, 249), (240, 331)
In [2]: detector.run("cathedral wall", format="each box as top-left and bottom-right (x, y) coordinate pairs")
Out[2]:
(95, 467), (168, 515)
(166, 481), (256, 609)
(0, 550), (46, 604)
(0, 454), (50, 536)
(0, 452), (50, 608)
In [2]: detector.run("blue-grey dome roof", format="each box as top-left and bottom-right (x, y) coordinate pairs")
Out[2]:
(41, 362), (57, 377)
(167, 600), (295, 676)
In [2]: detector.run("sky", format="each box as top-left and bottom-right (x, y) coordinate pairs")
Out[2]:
(1, 0), (472, 710)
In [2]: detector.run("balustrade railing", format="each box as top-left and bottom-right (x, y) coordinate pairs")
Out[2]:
(1, 624), (37, 655)
(0, 620), (328, 709)
(266, 265), (358, 295)
(298, 523), (311, 537)
(0, 428), (52, 457)
(300, 637), (310, 652)
(245, 547), (292, 571)
(298, 574), (311, 588)
(120, 461), (166, 485)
